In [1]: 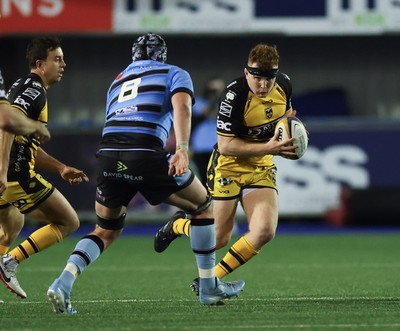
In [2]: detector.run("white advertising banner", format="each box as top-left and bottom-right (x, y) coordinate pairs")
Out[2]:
(1, 0), (399, 35)
(274, 144), (369, 217)
(113, 0), (400, 35)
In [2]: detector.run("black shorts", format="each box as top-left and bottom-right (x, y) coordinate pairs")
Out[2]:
(95, 150), (194, 208)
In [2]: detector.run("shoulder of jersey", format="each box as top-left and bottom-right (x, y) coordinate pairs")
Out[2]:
(29, 80), (45, 91)
(224, 77), (247, 97)
(275, 116), (308, 160)
(11, 77), (44, 93)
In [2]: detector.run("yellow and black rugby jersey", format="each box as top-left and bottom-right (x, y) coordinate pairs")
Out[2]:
(217, 72), (292, 143)
(6, 73), (48, 181)
(0, 69), (9, 104)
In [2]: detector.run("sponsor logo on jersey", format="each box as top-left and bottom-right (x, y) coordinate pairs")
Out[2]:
(32, 81), (42, 88)
(14, 96), (30, 110)
(115, 105), (138, 116)
(225, 91), (236, 101)
(96, 188), (106, 202)
(264, 107), (273, 119)
(117, 161), (128, 172)
(115, 116), (144, 121)
(270, 167), (277, 184)
(103, 171), (143, 181)
(217, 119), (232, 131)
(218, 177), (232, 186)
(23, 87), (41, 100)
(219, 101), (232, 117)
(10, 79), (21, 90)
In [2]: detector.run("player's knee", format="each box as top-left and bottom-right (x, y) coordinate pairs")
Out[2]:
(216, 233), (231, 249)
(52, 208), (80, 236)
(4, 219), (24, 236)
(72, 218), (80, 232)
(65, 216), (80, 234)
(0, 229), (21, 246)
(259, 227), (276, 245)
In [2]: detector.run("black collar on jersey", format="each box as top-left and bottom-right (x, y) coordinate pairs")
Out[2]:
(246, 66), (279, 79)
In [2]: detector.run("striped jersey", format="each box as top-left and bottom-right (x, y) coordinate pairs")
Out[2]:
(99, 60), (194, 151)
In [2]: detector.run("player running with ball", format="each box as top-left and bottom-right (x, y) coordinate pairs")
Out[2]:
(155, 43), (299, 293)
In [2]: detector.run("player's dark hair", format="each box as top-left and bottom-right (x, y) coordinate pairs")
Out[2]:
(26, 37), (62, 68)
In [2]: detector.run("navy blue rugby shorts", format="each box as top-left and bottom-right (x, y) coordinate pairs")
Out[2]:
(95, 150), (194, 208)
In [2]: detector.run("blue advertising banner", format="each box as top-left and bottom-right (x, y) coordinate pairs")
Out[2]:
(255, 0), (327, 17)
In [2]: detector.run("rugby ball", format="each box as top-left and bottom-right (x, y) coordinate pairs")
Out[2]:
(275, 116), (308, 159)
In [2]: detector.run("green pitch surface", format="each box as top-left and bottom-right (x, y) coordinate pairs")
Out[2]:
(1, 232), (399, 330)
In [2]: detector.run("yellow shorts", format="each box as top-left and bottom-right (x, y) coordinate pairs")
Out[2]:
(206, 149), (277, 200)
(0, 173), (54, 213)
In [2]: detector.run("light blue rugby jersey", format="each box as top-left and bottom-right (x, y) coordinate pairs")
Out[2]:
(102, 60), (194, 148)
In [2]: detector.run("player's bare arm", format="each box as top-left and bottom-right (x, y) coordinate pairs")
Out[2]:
(29, 122), (51, 144)
(217, 131), (297, 158)
(35, 148), (89, 185)
(0, 105), (51, 143)
(168, 92), (191, 177)
(0, 128), (15, 194)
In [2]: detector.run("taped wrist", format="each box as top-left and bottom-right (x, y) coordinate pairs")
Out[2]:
(176, 141), (189, 152)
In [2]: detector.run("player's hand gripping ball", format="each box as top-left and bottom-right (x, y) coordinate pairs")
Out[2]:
(275, 116), (308, 159)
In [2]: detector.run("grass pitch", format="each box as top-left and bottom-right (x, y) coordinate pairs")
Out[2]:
(1, 228), (399, 331)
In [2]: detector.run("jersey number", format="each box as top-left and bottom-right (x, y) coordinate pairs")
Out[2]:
(118, 77), (142, 103)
